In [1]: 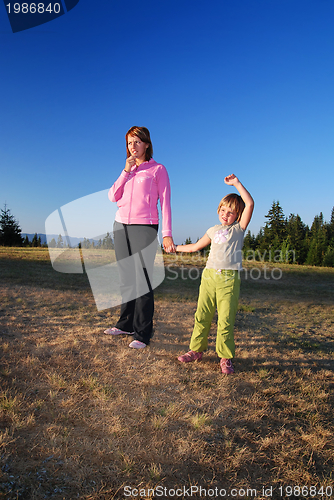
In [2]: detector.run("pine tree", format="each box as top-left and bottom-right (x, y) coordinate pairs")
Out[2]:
(310, 212), (324, 236)
(23, 235), (30, 247)
(328, 207), (334, 245)
(243, 230), (257, 261)
(286, 214), (308, 264)
(102, 232), (114, 249)
(261, 201), (286, 261)
(322, 246), (334, 267)
(81, 237), (90, 249)
(0, 205), (23, 247)
(306, 213), (327, 266)
(264, 201), (286, 241)
(57, 235), (64, 248)
(31, 233), (38, 247)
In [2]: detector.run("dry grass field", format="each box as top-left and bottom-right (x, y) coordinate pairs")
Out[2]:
(0, 248), (334, 500)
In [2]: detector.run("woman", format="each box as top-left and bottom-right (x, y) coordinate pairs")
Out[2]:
(104, 126), (175, 348)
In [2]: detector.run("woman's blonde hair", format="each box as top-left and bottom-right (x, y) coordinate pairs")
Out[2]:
(125, 126), (153, 161)
(217, 194), (245, 222)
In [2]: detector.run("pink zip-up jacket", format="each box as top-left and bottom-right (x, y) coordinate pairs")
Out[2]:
(108, 158), (172, 238)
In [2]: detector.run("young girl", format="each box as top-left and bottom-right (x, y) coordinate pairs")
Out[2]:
(176, 174), (254, 374)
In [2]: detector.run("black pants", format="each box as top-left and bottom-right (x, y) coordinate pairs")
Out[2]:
(113, 221), (158, 345)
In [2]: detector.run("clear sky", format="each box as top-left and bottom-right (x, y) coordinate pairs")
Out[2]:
(1, 0), (334, 245)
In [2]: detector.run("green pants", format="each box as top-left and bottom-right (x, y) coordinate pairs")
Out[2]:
(189, 268), (241, 359)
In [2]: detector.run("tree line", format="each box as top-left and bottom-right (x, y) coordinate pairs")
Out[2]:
(243, 201), (334, 267)
(2, 203), (334, 267)
(0, 205), (113, 249)
(50, 234), (114, 249)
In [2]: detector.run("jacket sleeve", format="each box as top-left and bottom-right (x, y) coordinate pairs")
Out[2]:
(156, 165), (173, 238)
(108, 170), (130, 202)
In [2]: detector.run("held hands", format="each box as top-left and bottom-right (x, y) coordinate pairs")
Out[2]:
(224, 174), (240, 186)
(163, 236), (176, 253)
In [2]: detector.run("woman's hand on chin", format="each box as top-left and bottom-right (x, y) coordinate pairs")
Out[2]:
(124, 156), (136, 172)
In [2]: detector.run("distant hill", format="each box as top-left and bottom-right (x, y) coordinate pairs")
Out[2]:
(22, 234), (106, 247)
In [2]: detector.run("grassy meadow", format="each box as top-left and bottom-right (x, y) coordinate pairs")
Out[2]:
(0, 248), (334, 499)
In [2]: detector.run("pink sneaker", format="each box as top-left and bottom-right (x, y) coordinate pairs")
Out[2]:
(177, 350), (203, 363)
(220, 358), (235, 375)
(104, 327), (134, 335)
(129, 340), (147, 349)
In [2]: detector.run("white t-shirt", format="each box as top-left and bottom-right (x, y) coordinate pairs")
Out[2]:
(205, 222), (245, 271)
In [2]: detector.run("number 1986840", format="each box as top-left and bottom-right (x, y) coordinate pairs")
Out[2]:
(279, 485), (333, 497)
(6, 3), (61, 14)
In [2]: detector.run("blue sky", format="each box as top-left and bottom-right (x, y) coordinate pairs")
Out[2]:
(1, 0), (334, 245)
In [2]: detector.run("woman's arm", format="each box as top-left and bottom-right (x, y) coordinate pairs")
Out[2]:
(156, 165), (173, 238)
(156, 164), (176, 252)
(176, 234), (211, 253)
(108, 170), (130, 202)
(108, 156), (137, 202)
(224, 174), (254, 230)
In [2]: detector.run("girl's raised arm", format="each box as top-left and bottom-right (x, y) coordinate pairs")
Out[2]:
(224, 174), (254, 231)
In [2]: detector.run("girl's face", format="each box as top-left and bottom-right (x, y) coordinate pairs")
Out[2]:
(218, 205), (237, 226)
(127, 135), (149, 162)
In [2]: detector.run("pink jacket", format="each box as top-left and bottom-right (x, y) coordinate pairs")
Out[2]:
(108, 158), (172, 238)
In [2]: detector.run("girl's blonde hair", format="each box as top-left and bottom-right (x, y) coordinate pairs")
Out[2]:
(217, 194), (245, 222)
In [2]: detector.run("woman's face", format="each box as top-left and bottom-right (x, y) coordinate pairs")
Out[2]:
(127, 135), (149, 162)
